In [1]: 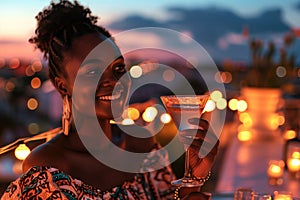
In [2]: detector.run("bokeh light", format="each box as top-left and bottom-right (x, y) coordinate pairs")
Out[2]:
(25, 65), (35, 76)
(211, 90), (223, 101)
(122, 118), (135, 125)
(130, 65), (143, 78)
(31, 77), (41, 89)
(283, 130), (297, 140)
(162, 69), (175, 82)
(276, 66), (287, 77)
(28, 123), (40, 134)
(123, 107), (140, 121)
(216, 98), (227, 110)
(215, 71), (232, 83)
(237, 100), (248, 112)
(238, 130), (252, 142)
(239, 112), (253, 128)
(228, 98), (238, 111)
(31, 60), (43, 72)
(160, 113), (172, 124)
(204, 99), (216, 112)
(5, 81), (15, 92)
(142, 106), (158, 122)
(9, 58), (20, 69)
(27, 98), (38, 110)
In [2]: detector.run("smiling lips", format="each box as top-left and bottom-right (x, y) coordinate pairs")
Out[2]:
(97, 90), (123, 101)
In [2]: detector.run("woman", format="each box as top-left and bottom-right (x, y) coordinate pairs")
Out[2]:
(1, 1), (218, 199)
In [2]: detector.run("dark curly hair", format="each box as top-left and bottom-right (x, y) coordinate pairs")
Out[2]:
(29, 0), (112, 83)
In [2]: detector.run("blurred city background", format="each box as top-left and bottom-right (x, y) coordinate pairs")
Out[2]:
(1, 0), (300, 197)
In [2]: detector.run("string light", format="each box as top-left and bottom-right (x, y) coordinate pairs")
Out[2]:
(14, 144), (30, 160)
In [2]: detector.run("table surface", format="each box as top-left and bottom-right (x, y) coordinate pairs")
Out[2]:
(215, 130), (300, 198)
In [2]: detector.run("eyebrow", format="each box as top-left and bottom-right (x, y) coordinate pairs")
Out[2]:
(81, 56), (124, 66)
(81, 59), (102, 66)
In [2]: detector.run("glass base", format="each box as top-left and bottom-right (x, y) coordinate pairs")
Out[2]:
(171, 177), (204, 187)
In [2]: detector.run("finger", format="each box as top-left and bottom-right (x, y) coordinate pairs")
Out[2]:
(179, 129), (207, 139)
(188, 139), (219, 163)
(188, 118), (209, 130)
(179, 132), (219, 152)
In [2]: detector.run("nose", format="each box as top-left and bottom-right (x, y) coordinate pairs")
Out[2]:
(98, 66), (118, 87)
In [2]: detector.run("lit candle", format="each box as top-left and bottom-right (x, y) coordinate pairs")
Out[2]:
(287, 150), (300, 173)
(274, 191), (293, 200)
(267, 160), (284, 178)
(287, 158), (300, 172)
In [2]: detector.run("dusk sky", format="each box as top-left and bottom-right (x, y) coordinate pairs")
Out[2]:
(1, 0), (300, 59)
(1, 0), (300, 40)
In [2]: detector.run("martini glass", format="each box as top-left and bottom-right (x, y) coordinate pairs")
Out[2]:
(160, 94), (210, 187)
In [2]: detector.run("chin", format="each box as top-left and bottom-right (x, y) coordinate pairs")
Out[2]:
(95, 105), (124, 120)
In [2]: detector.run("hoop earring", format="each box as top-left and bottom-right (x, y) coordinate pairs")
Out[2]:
(62, 95), (71, 136)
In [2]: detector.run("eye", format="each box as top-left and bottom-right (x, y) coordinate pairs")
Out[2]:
(86, 67), (101, 76)
(113, 64), (126, 73)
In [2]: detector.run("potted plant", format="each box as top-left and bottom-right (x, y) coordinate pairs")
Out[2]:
(240, 33), (297, 140)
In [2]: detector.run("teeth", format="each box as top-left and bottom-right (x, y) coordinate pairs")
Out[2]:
(98, 91), (122, 101)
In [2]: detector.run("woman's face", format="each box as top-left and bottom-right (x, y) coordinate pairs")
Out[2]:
(61, 33), (130, 120)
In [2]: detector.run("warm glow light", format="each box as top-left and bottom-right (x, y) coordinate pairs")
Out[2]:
(160, 113), (171, 124)
(238, 130), (252, 142)
(9, 58), (20, 69)
(214, 72), (222, 83)
(239, 112), (253, 127)
(287, 158), (300, 172)
(216, 98), (227, 110)
(214, 72), (232, 83)
(130, 65), (142, 78)
(270, 114), (280, 130)
(28, 123), (39, 134)
(31, 77), (41, 89)
(239, 112), (250, 122)
(5, 81), (15, 92)
(267, 160), (284, 178)
(142, 106), (158, 122)
(228, 98), (238, 111)
(204, 99), (216, 112)
(284, 130), (297, 140)
(31, 60), (43, 72)
(25, 65), (35, 76)
(274, 191), (293, 200)
(237, 100), (247, 112)
(277, 115), (285, 126)
(211, 90), (222, 101)
(162, 69), (175, 82)
(292, 151), (300, 159)
(123, 107), (140, 121)
(122, 118), (134, 125)
(222, 71), (232, 83)
(12, 161), (23, 175)
(27, 98), (38, 110)
(14, 144), (30, 160)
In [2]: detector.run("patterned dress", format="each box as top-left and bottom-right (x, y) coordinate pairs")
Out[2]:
(1, 145), (176, 200)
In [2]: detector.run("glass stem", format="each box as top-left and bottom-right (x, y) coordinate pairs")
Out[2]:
(184, 148), (192, 178)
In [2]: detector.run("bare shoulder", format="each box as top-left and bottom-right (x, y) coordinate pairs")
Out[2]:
(22, 134), (65, 173)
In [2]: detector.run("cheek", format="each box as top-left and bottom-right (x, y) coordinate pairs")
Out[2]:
(72, 86), (96, 115)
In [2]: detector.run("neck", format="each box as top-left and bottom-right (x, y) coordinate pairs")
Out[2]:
(63, 117), (127, 153)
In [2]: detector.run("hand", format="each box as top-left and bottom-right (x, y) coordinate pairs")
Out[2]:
(182, 191), (212, 200)
(179, 118), (219, 179)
